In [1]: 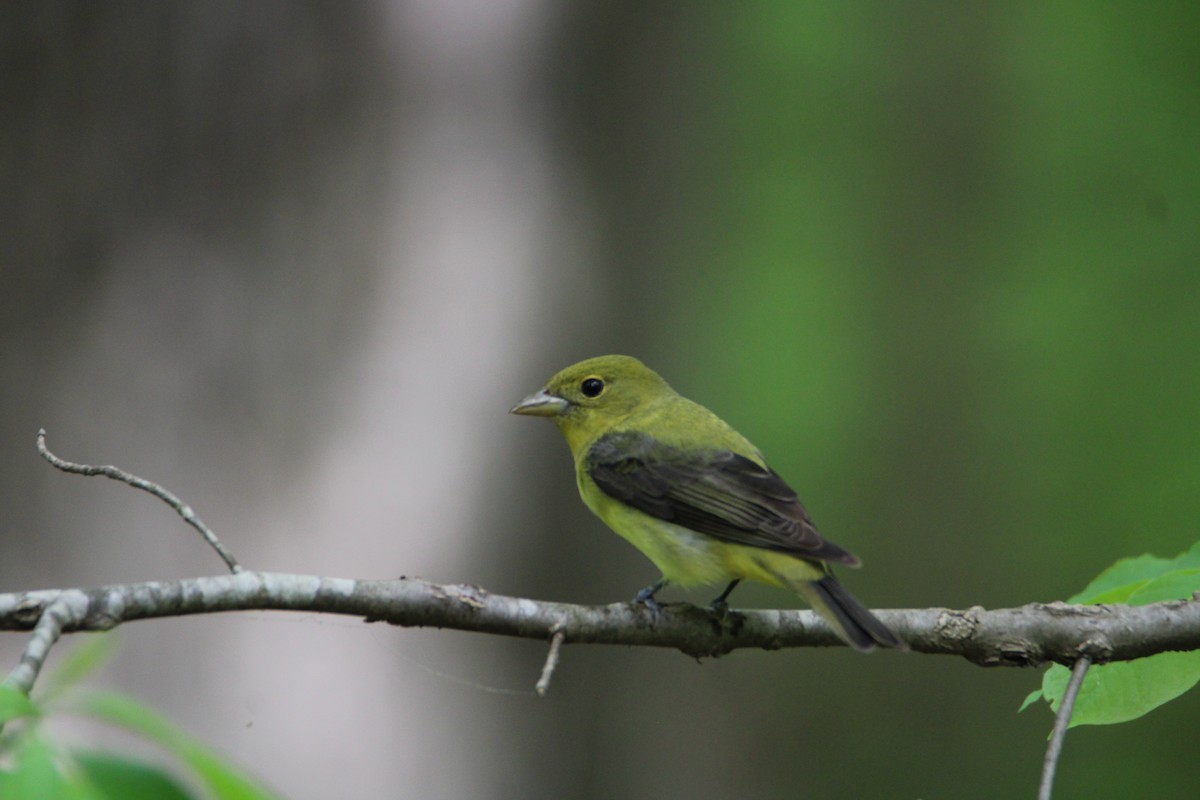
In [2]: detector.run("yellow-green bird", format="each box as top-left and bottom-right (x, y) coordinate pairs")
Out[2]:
(511, 354), (903, 651)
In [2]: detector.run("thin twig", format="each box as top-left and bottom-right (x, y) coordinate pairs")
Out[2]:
(1038, 653), (1092, 800)
(37, 429), (242, 574)
(536, 625), (566, 696)
(3, 594), (86, 694)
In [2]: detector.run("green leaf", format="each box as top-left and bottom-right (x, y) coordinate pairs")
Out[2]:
(0, 735), (60, 799)
(0, 733), (103, 800)
(65, 691), (277, 800)
(0, 684), (39, 724)
(1031, 543), (1200, 726)
(1070, 541), (1200, 603)
(1080, 579), (1153, 605)
(1018, 689), (1043, 712)
(1041, 651), (1200, 727)
(1081, 568), (1200, 606)
(73, 751), (195, 800)
(1127, 569), (1200, 605)
(40, 634), (119, 702)
(1070, 555), (1174, 603)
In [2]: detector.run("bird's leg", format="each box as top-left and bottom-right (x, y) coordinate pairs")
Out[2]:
(632, 579), (668, 616)
(708, 579), (741, 615)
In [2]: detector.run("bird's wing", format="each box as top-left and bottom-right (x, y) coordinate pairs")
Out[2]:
(586, 430), (860, 565)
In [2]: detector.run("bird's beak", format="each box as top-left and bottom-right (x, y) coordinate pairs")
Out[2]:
(510, 389), (569, 417)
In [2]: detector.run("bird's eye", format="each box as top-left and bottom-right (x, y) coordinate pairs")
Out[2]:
(580, 377), (605, 398)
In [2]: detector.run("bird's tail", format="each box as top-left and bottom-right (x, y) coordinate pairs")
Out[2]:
(795, 575), (906, 652)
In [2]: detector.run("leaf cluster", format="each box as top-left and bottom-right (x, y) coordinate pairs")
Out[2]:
(1022, 542), (1200, 727)
(0, 635), (276, 800)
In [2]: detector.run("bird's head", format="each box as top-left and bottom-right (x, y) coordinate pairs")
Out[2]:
(510, 355), (673, 453)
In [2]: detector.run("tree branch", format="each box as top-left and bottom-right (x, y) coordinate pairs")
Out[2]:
(36, 429), (241, 574)
(15, 431), (1200, 699)
(2, 595), (87, 694)
(1, 572), (1197, 667)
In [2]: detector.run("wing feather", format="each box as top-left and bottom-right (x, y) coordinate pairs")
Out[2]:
(586, 431), (860, 565)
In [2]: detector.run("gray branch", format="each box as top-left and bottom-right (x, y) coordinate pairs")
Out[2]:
(1, 571), (1197, 666)
(15, 431), (1200, 701)
(36, 430), (241, 574)
(2, 595), (87, 694)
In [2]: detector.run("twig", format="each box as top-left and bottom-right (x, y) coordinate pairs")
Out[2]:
(3, 594), (87, 694)
(1038, 653), (1092, 800)
(37, 429), (241, 574)
(536, 625), (566, 696)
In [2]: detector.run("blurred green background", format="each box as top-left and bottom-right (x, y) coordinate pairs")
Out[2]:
(2, 2), (1198, 798)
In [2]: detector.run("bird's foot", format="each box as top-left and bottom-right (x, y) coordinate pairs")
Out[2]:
(707, 580), (741, 618)
(632, 579), (667, 618)
(707, 598), (731, 619)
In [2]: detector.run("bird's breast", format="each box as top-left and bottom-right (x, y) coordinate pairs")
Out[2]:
(575, 471), (732, 586)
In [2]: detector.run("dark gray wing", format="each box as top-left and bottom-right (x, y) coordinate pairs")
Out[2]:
(586, 430), (860, 565)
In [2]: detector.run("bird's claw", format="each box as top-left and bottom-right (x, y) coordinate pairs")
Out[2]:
(632, 579), (666, 618)
(707, 598), (731, 619)
(706, 579), (740, 619)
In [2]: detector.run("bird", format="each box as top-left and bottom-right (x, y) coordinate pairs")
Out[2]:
(510, 354), (904, 651)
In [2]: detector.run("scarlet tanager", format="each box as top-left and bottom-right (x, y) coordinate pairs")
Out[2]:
(511, 354), (903, 651)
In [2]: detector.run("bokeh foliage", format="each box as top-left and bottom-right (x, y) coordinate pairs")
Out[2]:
(3, 2), (1198, 798)
(541, 2), (1200, 797)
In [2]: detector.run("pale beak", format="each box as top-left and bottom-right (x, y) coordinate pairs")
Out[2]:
(510, 389), (569, 417)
